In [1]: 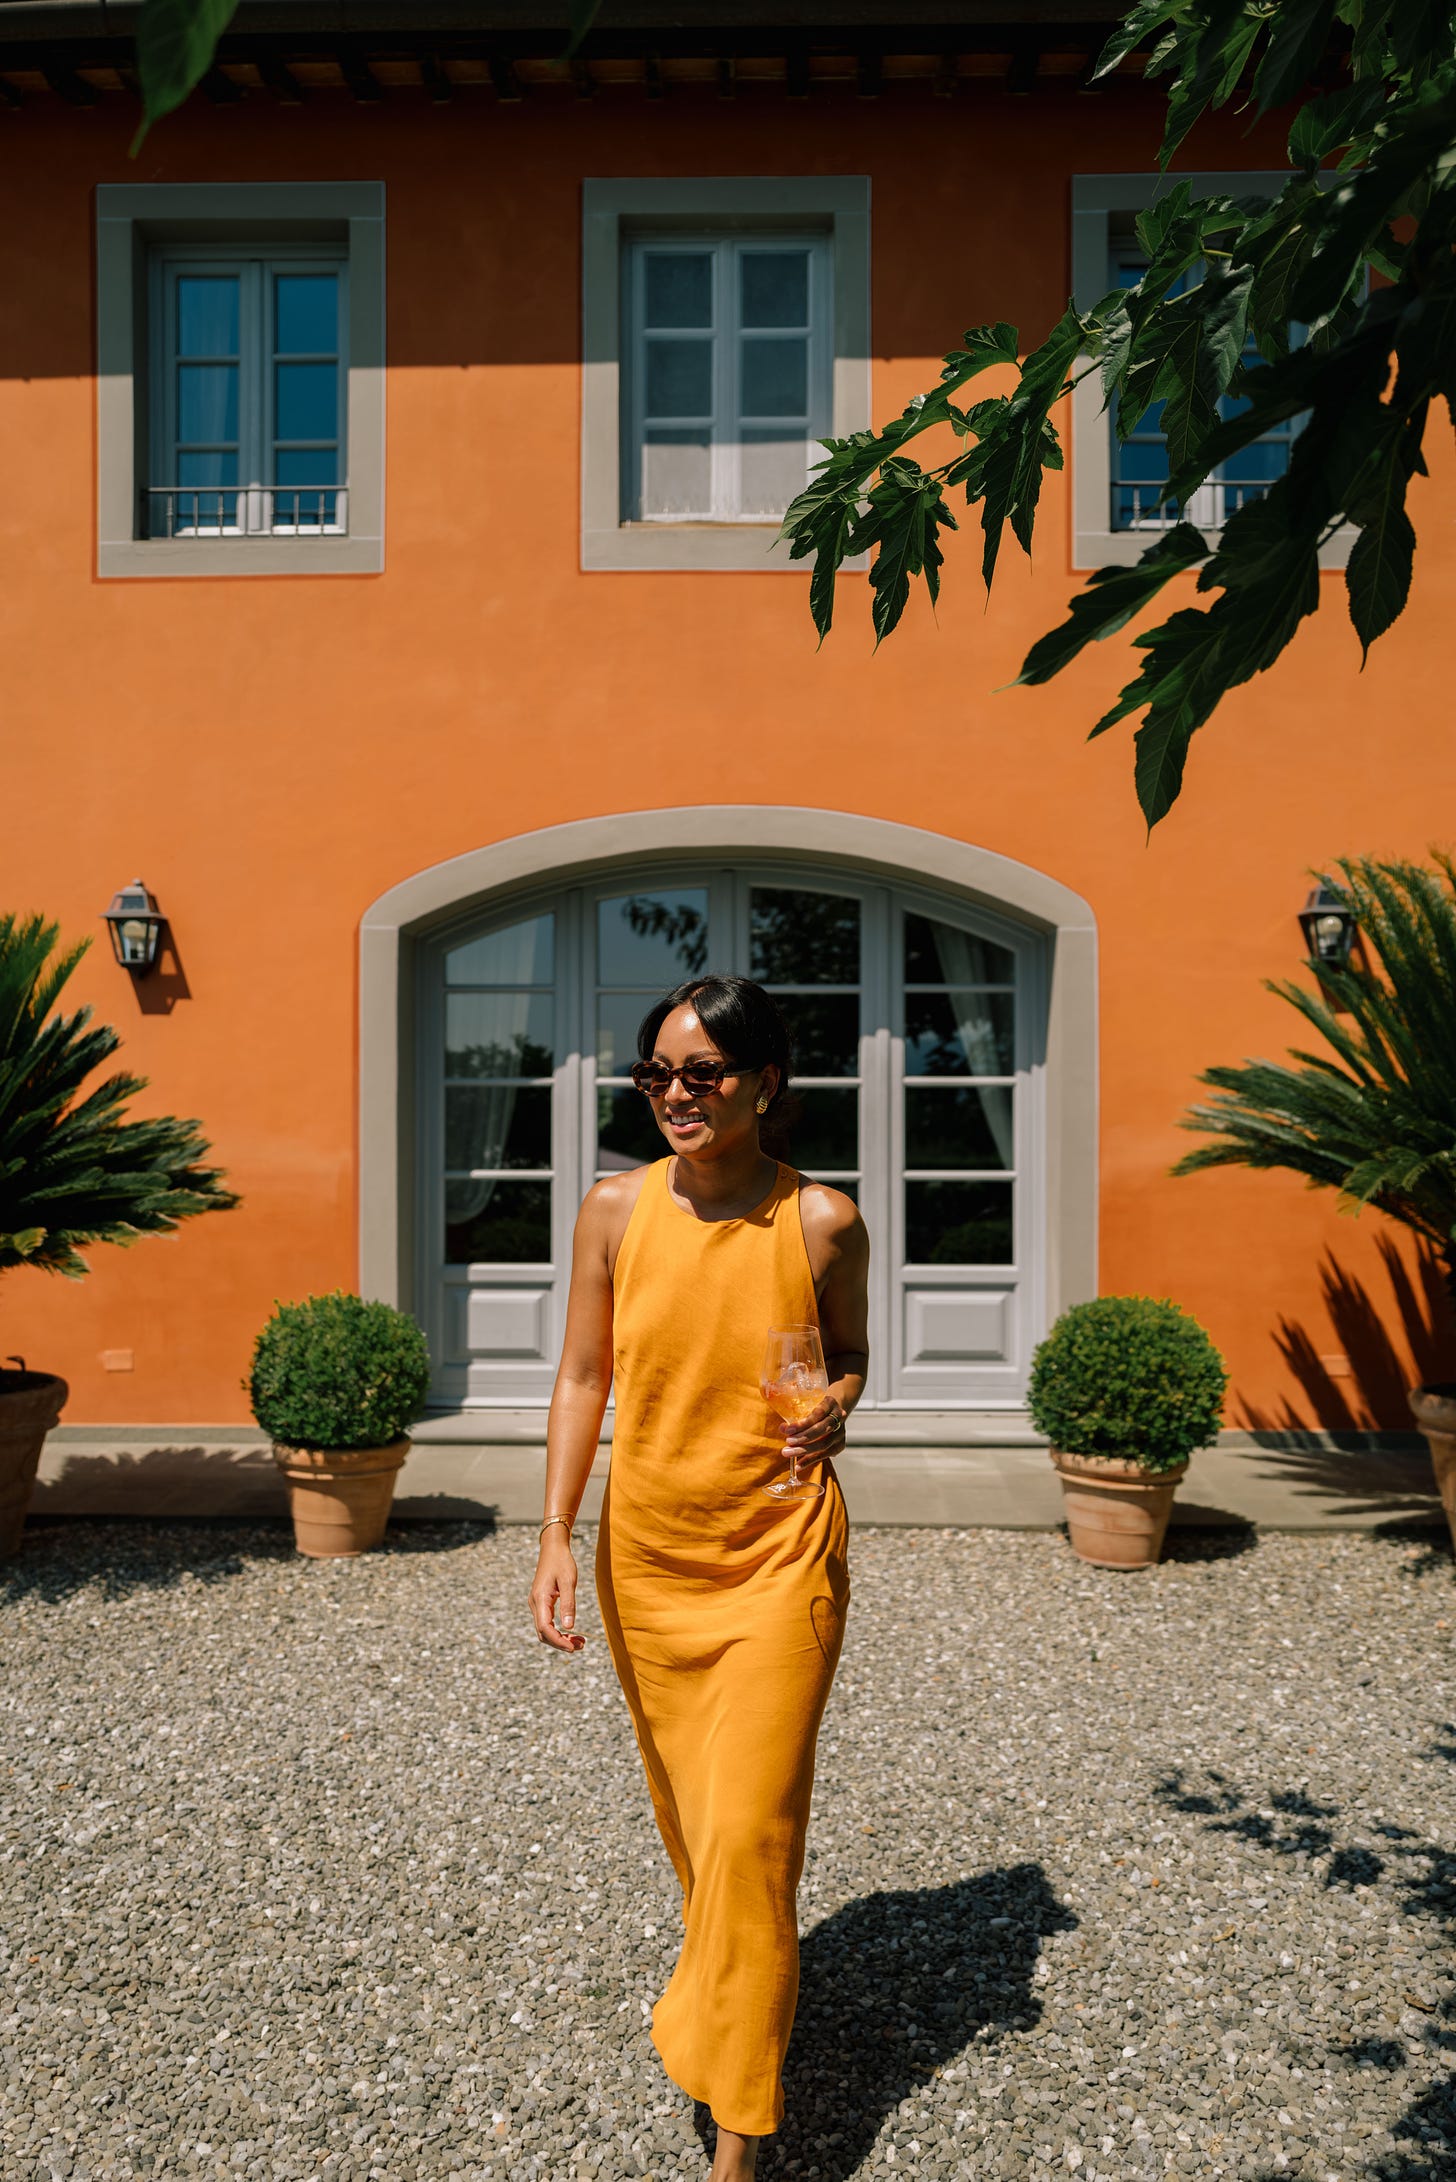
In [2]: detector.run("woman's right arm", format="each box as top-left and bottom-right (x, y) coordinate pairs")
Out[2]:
(528, 1182), (621, 1656)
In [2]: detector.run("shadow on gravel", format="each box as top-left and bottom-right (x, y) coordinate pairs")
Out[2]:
(1, 1514), (496, 1602)
(1161, 1513), (1260, 1561)
(761, 1862), (1076, 2180)
(1155, 1748), (1456, 2182)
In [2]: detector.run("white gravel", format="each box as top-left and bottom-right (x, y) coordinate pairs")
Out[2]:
(2, 1519), (1453, 2182)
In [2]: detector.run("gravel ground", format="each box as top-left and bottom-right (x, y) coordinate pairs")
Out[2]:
(2, 1519), (1454, 2182)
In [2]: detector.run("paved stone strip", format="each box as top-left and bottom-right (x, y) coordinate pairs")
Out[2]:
(2, 1521), (1453, 2181)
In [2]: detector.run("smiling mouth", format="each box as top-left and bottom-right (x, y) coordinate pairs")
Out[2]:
(665, 1112), (706, 1130)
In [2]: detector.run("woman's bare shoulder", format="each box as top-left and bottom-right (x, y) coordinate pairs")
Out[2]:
(578, 1165), (656, 1261)
(797, 1178), (867, 1253)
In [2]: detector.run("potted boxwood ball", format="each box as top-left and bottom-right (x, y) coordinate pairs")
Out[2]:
(1028, 1295), (1229, 1569)
(247, 1290), (431, 1558)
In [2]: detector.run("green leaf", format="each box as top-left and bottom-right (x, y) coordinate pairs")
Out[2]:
(1120, 264), (1254, 478)
(1287, 81), (1387, 169)
(1092, 495), (1321, 828)
(1293, 80), (1456, 322)
(133, 0), (241, 148)
(778, 462), (863, 642)
(1160, 2), (1264, 167)
(564, 0), (604, 57)
(1091, 0), (1187, 83)
(1134, 709), (1195, 827)
(1252, 0), (1337, 117)
(939, 323), (1020, 385)
(847, 460), (959, 644)
(806, 504), (855, 644)
(1015, 523), (1209, 686)
(973, 304), (1085, 589)
(1344, 429), (1420, 662)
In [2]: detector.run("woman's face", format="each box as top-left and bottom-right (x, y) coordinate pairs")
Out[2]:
(645, 1003), (780, 1161)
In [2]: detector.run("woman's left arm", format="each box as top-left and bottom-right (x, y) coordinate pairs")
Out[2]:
(786, 1185), (870, 1466)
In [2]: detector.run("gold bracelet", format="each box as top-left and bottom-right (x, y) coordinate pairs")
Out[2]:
(538, 1513), (574, 1543)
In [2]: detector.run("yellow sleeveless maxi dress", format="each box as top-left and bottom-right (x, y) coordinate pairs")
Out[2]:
(594, 1158), (852, 2137)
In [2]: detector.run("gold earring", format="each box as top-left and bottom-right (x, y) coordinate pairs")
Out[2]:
(755, 1095), (769, 1114)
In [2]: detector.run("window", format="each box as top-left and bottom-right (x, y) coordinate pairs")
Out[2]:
(623, 235), (832, 523)
(418, 864), (1045, 1411)
(1071, 172), (1352, 570)
(581, 177), (871, 570)
(1107, 226), (1302, 535)
(148, 251), (347, 539)
(96, 182), (384, 577)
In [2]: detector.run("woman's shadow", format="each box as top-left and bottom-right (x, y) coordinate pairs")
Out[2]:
(696, 1862), (1076, 2177)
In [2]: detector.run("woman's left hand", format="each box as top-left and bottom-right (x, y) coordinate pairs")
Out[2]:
(783, 1393), (848, 1464)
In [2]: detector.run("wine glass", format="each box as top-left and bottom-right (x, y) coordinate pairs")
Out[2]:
(760, 1324), (829, 1501)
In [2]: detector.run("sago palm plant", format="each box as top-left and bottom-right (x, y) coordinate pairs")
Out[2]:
(0, 912), (238, 1305)
(1174, 854), (1456, 1314)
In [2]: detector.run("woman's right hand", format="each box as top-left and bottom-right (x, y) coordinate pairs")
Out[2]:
(530, 1537), (586, 1654)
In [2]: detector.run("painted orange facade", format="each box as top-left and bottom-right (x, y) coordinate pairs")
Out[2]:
(3, 71), (1451, 1432)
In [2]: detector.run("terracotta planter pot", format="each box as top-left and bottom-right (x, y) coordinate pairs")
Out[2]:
(1408, 1384), (1456, 1554)
(0, 1370), (68, 1560)
(1050, 1447), (1189, 1569)
(271, 1437), (410, 1558)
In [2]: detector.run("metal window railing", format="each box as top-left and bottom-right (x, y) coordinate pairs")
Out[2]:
(1111, 470), (1287, 532)
(143, 486), (348, 539)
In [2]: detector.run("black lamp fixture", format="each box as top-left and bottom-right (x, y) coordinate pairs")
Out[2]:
(102, 878), (165, 974)
(1298, 879), (1359, 969)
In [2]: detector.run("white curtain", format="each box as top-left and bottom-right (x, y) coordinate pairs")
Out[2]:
(926, 922), (1014, 1169)
(446, 921), (549, 1224)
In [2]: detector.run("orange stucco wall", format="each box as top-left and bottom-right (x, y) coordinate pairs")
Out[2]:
(2, 81), (1451, 1429)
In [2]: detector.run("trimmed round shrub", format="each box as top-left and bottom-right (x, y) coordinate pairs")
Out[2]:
(247, 1290), (431, 1451)
(1027, 1294), (1228, 1473)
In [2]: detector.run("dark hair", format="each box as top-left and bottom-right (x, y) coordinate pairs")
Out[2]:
(637, 975), (794, 1129)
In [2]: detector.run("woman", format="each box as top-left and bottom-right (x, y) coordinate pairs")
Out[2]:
(529, 973), (869, 2181)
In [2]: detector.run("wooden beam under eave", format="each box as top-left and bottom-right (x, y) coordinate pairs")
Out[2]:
(856, 50), (882, 98)
(643, 52), (664, 99)
(0, 75), (23, 110)
(43, 64), (99, 106)
(571, 55), (595, 99)
(256, 53), (305, 103)
(717, 54), (735, 99)
(200, 67), (243, 104)
(417, 53), (453, 102)
(338, 50), (384, 103)
(786, 48), (809, 98)
(933, 52), (959, 97)
(489, 54), (523, 101)
(1006, 32), (1040, 95)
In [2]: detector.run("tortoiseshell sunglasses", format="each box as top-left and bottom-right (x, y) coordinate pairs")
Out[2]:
(629, 1058), (756, 1098)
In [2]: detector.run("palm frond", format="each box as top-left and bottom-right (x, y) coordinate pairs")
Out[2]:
(0, 913), (240, 1282)
(1175, 855), (1456, 1290)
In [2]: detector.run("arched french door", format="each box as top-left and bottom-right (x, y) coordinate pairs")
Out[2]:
(415, 859), (1047, 1411)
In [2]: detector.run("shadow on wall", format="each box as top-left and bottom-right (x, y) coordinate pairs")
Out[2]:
(1238, 1237), (1454, 1437)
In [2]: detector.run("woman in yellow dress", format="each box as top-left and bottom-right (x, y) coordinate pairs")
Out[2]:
(529, 973), (869, 2181)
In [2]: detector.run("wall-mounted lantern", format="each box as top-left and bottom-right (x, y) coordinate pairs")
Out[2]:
(102, 878), (165, 974)
(1298, 879), (1359, 969)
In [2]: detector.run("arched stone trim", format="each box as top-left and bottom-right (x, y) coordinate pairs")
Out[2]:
(358, 807), (1098, 1354)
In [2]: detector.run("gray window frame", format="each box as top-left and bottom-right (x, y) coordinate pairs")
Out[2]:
(96, 181), (384, 578)
(1070, 172), (1354, 571)
(581, 176), (871, 571)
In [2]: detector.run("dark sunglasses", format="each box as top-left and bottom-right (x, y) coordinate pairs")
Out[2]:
(629, 1058), (757, 1098)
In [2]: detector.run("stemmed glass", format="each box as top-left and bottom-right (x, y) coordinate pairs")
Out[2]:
(760, 1325), (829, 1501)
